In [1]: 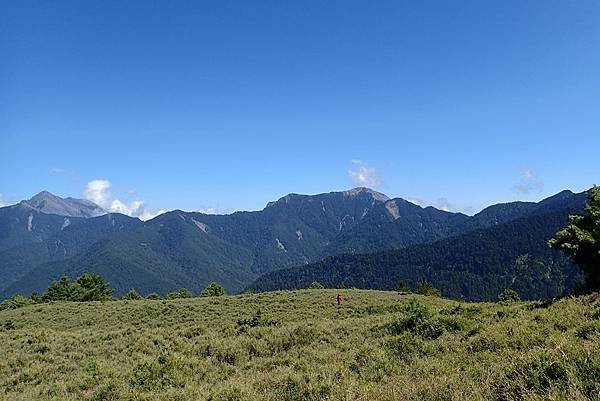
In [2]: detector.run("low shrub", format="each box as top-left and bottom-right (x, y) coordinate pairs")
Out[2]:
(0, 295), (34, 311)
(131, 354), (185, 390)
(384, 333), (424, 361)
(385, 300), (445, 339)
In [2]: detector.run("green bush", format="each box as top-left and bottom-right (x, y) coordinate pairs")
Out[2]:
(208, 386), (245, 401)
(308, 281), (325, 289)
(385, 333), (423, 361)
(395, 280), (411, 294)
(201, 282), (225, 297)
(132, 354), (182, 390)
(76, 273), (114, 301)
(146, 293), (161, 300)
(497, 288), (521, 303)
(0, 295), (34, 311)
(236, 309), (278, 333)
(385, 300), (445, 339)
(41, 274), (114, 302)
(415, 281), (441, 297)
(42, 277), (83, 302)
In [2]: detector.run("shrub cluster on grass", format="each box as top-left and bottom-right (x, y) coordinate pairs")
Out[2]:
(0, 274), (229, 310)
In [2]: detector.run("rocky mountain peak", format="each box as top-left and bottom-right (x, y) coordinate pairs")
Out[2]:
(342, 187), (390, 202)
(21, 191), (107, 218)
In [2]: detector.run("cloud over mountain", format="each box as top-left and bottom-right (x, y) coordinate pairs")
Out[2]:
(348, 160), (381, 188)
(84, 180), (165, 221)
(513, 168), (544, 195)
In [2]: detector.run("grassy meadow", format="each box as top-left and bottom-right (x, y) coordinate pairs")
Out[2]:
(1, 289), (600, 401)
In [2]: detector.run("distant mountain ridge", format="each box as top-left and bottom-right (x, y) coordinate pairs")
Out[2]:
(19, 191), (107, 218)
(0, 187), (589, 300)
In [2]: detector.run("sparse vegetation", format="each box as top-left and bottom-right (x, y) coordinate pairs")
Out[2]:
(1, 289), (600, 400)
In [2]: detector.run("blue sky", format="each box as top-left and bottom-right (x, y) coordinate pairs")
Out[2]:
(1, 1), (599, 217)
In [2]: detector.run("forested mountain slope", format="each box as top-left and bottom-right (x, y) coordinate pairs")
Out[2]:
(0, 188), (587, 298)
(247, 204), (586, 301)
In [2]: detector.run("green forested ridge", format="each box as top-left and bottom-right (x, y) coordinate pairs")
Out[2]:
(248, 208), (585, 301)
(0, 188), (588, 299)
(1, 289), (600, 400)
(0, 213), (143, 296)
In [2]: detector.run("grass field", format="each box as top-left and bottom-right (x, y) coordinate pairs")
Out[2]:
(1, 289), (600, 401)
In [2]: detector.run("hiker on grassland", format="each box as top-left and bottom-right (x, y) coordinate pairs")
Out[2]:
(336, 293), (343, 306)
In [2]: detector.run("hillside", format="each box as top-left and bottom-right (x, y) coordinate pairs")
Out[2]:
(1, 289), (600, 401)
(248, 207), (585, 301)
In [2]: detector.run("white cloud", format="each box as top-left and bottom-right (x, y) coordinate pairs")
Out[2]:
(436, 198), (453, 212)
(348, 160), (382, 188)
(84, 180), (112, 207)
(513, 168), (544, 195)
(402, 194), (475, 214)
(198, 207), (218, 215)
(0, 193), (6, 207)
(49, 167), (65, 174)
(83, 179), (166, 221)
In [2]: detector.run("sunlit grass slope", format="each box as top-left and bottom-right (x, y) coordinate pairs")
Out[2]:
(1, 289), (600, 400)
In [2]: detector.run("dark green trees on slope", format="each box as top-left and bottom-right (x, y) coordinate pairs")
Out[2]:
(42, 274), (114, 302)
(550, 186), (600, 290)
(247, 207), (584, 301)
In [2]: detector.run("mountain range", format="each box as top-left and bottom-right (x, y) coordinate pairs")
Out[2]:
(0, 188), (588, 300)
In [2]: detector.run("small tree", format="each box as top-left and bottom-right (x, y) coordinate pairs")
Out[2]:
(497, 288), (520, 303)
(76, 273), (114, 301)
(146, 293), (161, 300)
(201, 282), (225, 297)
(395, 280), (411, 294)
(549, 186), (600, 290)
(29, 292), (42, 304)
(308, 281), (325, 290)
(415, 281), (441, 297)
(122, 290), (143, 300)
(42, 277), (83, 302)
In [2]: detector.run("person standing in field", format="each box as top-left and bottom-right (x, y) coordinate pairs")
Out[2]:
(336, 293), (343, 306)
